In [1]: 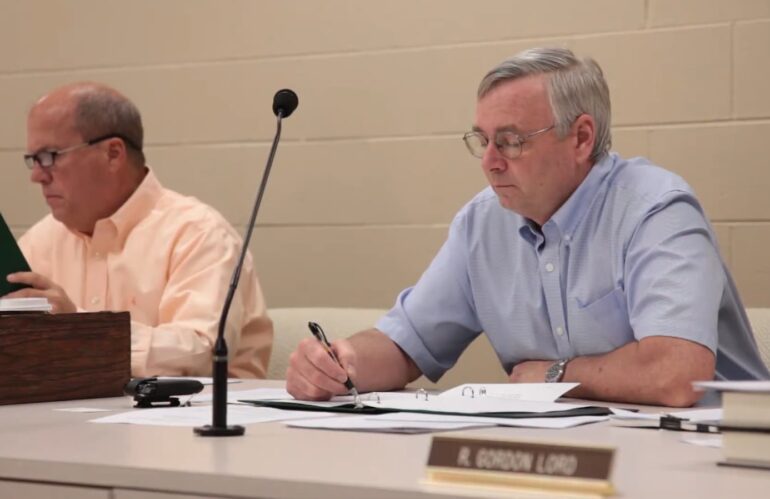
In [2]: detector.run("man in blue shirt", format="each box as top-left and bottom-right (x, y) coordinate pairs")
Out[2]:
(287, 47), (768, 407)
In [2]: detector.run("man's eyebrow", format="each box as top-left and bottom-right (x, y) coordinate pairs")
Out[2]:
(496, 124), (522, 134)
(471, 124), (522, 134)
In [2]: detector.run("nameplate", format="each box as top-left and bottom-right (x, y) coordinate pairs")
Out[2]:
(425, 436), (615, 496)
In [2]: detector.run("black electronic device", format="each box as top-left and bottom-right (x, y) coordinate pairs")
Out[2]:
(194, 89), (298, 437)
(124, 377), (204, 408)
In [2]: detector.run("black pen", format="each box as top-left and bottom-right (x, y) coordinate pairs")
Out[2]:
(307, 321), (363, 408)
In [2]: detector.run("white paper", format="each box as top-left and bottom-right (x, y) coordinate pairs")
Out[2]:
(55, 407), (112, 413)
(670, 408), (723, 421)
(693, 380), (770, 393)
(239, 387), (595, 416)
(233, 389), (420, 407)
(361, 396), (593, 415)
(0, 297), (52, 312)
(681, 435), (722, 448)
(286, 412), (607, 433)
(194, 387), (295, 404)
(90, 405), (333, 427)
(439, 383), (578, 402)
(288, 415), (494, 433)
(610, 408), (659, 420)
(362, 411), (609, 429)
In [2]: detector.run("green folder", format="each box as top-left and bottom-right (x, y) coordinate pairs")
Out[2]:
(0, 213), (31, 296)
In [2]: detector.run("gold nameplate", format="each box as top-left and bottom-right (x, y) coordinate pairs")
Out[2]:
(425, 436), (615, 497)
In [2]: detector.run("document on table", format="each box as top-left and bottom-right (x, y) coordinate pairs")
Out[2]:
(287, 414), (497, 434)
(90, 404), (334, 427)
(439, 383), (578, 402)
(240, 382), (611, 419)
(287, 411), (609, 433)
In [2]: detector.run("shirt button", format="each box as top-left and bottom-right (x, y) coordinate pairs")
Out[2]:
(545, 263), (555, 272)
(556, 326), (564, 336)
(90, 297), (100, 305)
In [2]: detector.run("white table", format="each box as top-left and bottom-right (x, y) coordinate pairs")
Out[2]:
(0, 381), (767, 498)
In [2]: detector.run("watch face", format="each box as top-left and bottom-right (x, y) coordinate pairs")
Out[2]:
(546, 361), (565, 382)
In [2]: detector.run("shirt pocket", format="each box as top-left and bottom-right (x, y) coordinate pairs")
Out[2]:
(570, 287), (634, 355)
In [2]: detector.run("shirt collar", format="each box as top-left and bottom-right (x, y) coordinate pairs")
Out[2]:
(88, 168), (163, 250)
(517, 152), (618, 245)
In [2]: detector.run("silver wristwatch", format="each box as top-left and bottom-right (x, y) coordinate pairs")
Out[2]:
(545, 358), (569, 383)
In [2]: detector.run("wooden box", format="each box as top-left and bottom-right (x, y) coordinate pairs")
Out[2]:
(0, 311), (130, 405)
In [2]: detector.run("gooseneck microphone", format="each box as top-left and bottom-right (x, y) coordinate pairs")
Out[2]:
(195, 88), (298, 437)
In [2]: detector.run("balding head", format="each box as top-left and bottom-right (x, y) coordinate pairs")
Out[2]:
(26, 82), (148, 234)
(31, 82), (145, 167)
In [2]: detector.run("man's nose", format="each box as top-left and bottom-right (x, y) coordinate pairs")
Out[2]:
(29, 163), (51, 184)
(481, 143), (506, 172)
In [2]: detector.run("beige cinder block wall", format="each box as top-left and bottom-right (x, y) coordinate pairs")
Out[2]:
(1, 1), (769, 385)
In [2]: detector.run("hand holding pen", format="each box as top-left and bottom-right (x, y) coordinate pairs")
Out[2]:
(307, 321), (363, 408)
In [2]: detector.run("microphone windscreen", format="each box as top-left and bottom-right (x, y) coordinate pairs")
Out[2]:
(272, 89), (299, 118)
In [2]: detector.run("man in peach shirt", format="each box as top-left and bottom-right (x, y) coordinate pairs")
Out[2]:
(4, 82), (272, 378)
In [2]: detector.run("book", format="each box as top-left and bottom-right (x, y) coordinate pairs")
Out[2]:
(721, 428), (770, 470)
(0, 212), (31, 297)
(722, 391), (770, 468)
(693, 380), (770, 469)
(722, 391), (770, 428)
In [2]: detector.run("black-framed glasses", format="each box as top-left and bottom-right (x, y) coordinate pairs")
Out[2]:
(462, 124), (555, 160)
(23, 133), (137, 170)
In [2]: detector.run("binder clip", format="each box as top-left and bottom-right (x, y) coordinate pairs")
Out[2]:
(124, 377), (204, 408)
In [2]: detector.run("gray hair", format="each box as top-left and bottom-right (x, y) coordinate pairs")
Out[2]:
(478, 47), (611, 163)
(72, 86), (146, 167)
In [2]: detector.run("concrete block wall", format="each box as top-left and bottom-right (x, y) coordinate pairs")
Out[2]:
(1, 1), (769, 384)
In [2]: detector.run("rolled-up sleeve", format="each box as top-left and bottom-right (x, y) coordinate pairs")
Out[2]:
(376, 212), (482, 381)
(625, 192), (722, 354)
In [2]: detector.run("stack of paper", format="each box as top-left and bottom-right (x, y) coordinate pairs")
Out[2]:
(0, 297), (52, 312)
(239, 383), (613, 433)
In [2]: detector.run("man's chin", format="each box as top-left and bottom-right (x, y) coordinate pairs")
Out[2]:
(49, 209), (70, 226)
(496, 195), (518, 212)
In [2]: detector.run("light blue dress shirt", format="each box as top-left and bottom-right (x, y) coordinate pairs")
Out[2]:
(377, 153), (769, 383)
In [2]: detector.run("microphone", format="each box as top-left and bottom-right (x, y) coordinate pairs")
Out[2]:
(273, 89), (298, 118)
(195, 88), (299, 437)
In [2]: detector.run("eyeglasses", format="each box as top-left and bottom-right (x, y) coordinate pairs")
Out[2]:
(23, 134), (136, 170)
(462, 124), (555, 160)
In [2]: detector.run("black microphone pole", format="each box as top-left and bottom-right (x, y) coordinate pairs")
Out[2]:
(195, 89), (299, 437)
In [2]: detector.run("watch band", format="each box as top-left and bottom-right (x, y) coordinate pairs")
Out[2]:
(545, 358), (569, 383)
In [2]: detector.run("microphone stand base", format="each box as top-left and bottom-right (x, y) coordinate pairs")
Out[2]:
(194, 424), (246, 437)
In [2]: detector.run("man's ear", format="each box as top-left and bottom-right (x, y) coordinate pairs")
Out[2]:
(573, 114), (596, 166)
(105, 137), (127, 170)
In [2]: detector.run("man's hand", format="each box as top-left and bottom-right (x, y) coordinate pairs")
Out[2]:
(509, 360), (552, 383)
(4, 272), (77, 314)
(286, 337), (358, 401)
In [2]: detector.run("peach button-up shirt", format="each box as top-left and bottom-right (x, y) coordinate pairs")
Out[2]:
(19, 170), (272, 378)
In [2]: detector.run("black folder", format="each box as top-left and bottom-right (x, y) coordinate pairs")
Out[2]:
(0, 213), (31, 296)
(242, 399), (612, 419)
